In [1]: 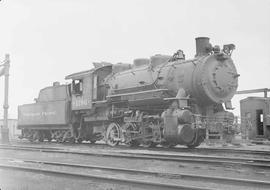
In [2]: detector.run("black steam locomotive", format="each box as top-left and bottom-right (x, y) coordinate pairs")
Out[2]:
(18, 37), (239, 148)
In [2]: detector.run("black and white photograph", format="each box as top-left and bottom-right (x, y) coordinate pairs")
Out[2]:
(0, 0), (270, 189)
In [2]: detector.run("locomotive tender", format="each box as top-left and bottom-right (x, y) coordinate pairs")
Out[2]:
(18, 37), (239, 148)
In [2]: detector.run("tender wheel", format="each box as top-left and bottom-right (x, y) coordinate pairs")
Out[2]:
(106, 122), (121, 146)
(54, 130), (64, 143)
(45, 131), (52, 142)
(38, 136), (44, 142)
(33, 131), (43, 142)
(69, 138), (75, 144)
(56, 138), (62, 143)
(47, 137), (52, 142)
(63, 130), (73, 143)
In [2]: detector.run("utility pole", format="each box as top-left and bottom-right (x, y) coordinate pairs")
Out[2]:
(1, 54), (10, 143)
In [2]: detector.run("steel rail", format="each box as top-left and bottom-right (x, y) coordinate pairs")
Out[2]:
(5, 140), (270, 156)
(5, 139), (270, 155)
(2, 157), (270, 189)
(153, 146), (270, 156)
(1, 145), (270, 169)
(0, 163), (211, 190)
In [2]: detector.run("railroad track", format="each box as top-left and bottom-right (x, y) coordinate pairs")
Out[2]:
(1, 144), (270, 169)
(1, 157), (269, 190)
(7, 139), (270, 156)
(0, 159), (208, 190)
(160, 146), (270, 156)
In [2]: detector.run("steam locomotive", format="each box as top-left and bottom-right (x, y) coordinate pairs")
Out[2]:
(18, 37), (239, 148)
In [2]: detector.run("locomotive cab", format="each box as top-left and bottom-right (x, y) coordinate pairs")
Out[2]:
(65, 65), (112, 110)
(65, 63), (113, 142)
(65, 63), (113, 111)
(66, 70), (94, 111)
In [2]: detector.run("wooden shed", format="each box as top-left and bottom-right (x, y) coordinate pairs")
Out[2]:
(240, 97), (270, 139)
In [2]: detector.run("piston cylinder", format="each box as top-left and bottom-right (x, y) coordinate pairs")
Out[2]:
(163, 111), (195, 144)
(175, 109), (193, 124)
(177, 124), (195, 144)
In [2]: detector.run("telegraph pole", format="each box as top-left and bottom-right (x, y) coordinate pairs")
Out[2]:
(1, 54), (10, 143)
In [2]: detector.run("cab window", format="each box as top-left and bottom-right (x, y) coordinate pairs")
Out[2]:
(72, 79), (83, 95)
(93, 74), (98, 100)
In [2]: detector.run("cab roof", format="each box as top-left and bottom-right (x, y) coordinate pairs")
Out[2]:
(65, 64), (112, 80)
(65, 69), (94, 80)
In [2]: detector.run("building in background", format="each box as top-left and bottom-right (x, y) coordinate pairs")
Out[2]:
(240, 97), (270, 140)
(0, 119), (20, 139)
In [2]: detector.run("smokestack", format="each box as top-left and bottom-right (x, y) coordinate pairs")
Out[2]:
(195, 37), (212, 57)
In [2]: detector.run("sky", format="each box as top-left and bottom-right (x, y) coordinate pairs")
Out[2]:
(0, 0), (269, 118)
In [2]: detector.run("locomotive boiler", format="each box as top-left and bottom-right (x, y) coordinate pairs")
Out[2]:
(18, 37), (239, 148)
